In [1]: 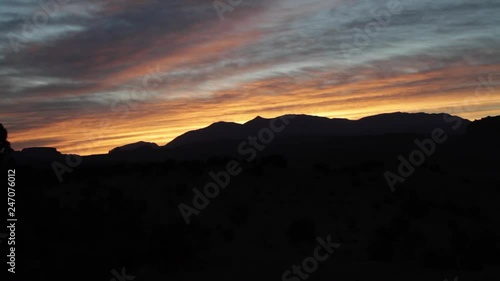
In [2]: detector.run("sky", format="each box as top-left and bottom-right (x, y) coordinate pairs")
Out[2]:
(0, 0), (499, 155)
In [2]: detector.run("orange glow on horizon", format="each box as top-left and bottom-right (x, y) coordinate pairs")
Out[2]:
(9, 62), (500, 155)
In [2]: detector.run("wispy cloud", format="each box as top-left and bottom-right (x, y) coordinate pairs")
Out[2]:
(1, 0), (499, 154)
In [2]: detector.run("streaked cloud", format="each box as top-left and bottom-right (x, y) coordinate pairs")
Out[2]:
(1, 0), (499, 154)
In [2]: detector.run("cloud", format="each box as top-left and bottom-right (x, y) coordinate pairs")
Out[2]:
(1, 0), (499, 154)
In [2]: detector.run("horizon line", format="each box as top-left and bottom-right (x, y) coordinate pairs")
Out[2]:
(9, 110), (498, 156)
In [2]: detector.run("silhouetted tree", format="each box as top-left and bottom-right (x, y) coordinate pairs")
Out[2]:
(0, 123), (13, 160)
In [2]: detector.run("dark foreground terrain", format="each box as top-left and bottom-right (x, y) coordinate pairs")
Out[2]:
(2, 113), (500, 280)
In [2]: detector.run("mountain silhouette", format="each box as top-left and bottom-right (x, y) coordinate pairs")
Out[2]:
(465, 115), (500, 137)
(7, 112), (480, 160)
(109, 141), (160, 154)
(8, 112), (492, 165)
(167, 112), (470, 148)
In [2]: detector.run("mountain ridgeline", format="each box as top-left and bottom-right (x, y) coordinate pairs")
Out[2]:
(11, 112), (500, 165)
(166, 112), (470, 147)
